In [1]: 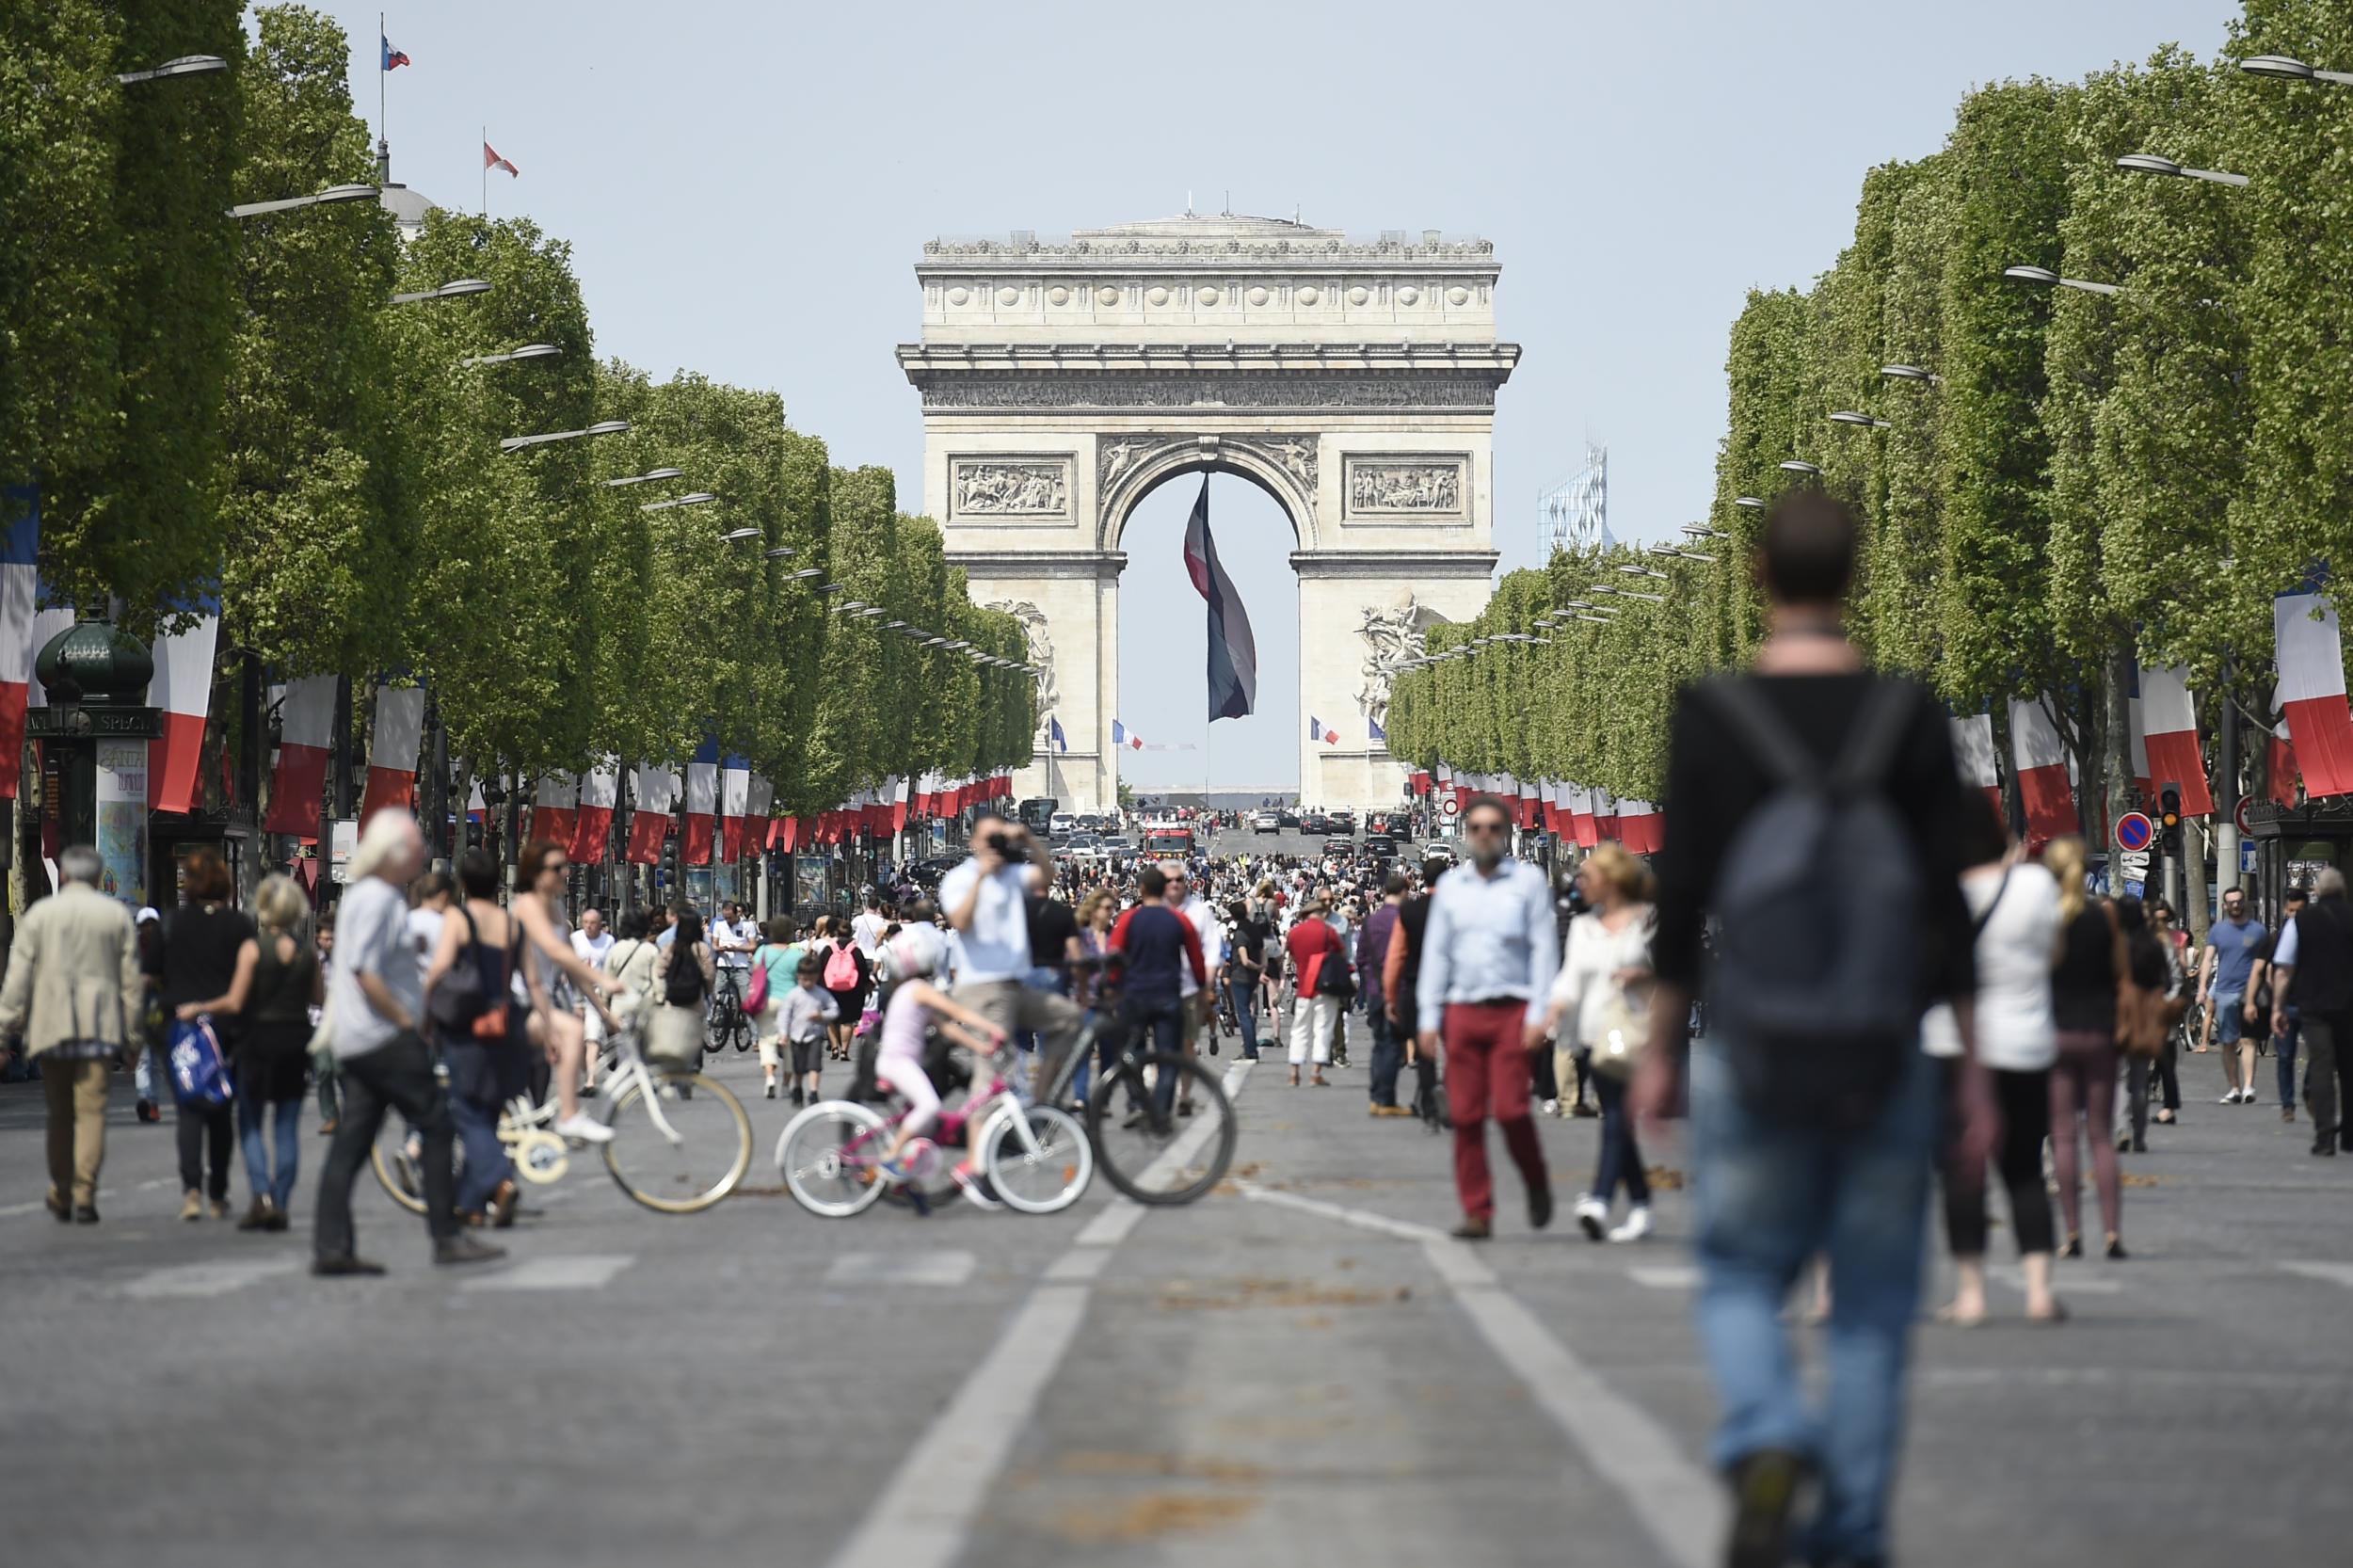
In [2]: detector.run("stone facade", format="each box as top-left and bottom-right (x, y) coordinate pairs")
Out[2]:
(904, 215), (1513, 811)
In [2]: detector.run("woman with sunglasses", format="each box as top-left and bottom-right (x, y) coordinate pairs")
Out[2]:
(513, 840), (630, 1144)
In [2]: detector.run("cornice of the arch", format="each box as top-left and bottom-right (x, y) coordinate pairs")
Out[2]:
(1096, 433), (1320, 553)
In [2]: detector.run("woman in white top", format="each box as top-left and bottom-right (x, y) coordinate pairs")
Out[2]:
(1923, 795), (2064, 1325)
(1544, 843), (1657, 1242)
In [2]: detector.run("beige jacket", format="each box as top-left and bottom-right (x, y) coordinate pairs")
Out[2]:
(0, 884), (147, 1058)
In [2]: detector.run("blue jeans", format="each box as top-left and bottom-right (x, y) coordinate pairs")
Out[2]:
(449, 1092), (514, 1215)
(1367, 1007), (1403, 1106)
(1224, 977), (1260, 1059)
(1592, 1071), (1649, 1207)
(2277, 1006), (2302, 1110)
(1118, 995), (1187, 1115)
(236, 1094), (301, 1209)
(1690, 1040), (1941, 1564)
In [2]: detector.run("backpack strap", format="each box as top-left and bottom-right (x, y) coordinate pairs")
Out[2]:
(1827, 681), (1919, 792)
(1701, 677), (1820, 788)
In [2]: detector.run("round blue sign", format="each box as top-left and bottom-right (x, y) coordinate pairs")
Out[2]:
(2116, 811), (2155, 853)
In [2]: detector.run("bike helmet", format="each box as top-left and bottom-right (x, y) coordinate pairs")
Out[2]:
(881, 922), (947, 983)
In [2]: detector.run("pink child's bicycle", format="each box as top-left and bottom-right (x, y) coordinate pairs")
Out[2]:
(774, 1062), (1093, 1218)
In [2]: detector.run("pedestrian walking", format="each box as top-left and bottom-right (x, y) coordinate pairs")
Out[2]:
(1933, 808), (2065, 1321)
(751, 917), (806, 1099)
(2196, 886), (2267, 1104)
(152, 848), (252, 1221)
(1545, 842), (1657, 1242)
(651, 911), (716, 1066)
(1359, 873), (1408, 1113)
(2041, 841), (2128, 1262)
(2249, 886), (2308, 1124)
(1222, 900), (1265, 1063)
(1283, 893), (1344, 1088)
(1416, 794), (1558, 1240)
(2264, 867), (2353, 1158)
(0, 844), (146, 1224)
(1107, 865), (1209, 1113)
(1633, 491), (1985, 1568)
(2117, 897), (2172, 1155)
(1382, 857), (1445, 1126)
(170, 872), (321, 1232)
(312, 812), (503, 1275)
(422, 849), (528, 1229)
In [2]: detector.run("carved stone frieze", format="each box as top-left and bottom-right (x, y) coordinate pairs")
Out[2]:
(952, 458), (1069, 517)
(983, 599), (1059, 722)
(1096, 433), (1316, 495)
(1347, 460), (1464, 514)
(919, 374), (1498, 410)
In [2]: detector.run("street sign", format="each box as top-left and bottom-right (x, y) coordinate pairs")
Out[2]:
(1440, 798), (1461, 817)
(2115, 811), (2155, 854)
(2234, 795), (2254, 836)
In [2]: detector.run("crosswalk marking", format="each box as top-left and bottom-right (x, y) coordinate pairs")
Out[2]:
(1991, 1263), (2122, 1295)
(1627, 1264), (1701, 1290)
(459, 1254), (634, 1292)
(122, 1258), (301, 1299)
(827, 1250), (976, 1288)
(2279, 1261), (2353, 1290)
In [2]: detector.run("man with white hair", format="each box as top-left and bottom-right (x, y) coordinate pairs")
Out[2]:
(1165, 861), (1224, 1086)
(2266, 866), (2353, 1158)
(0, 845), (146, 1223)
(312, 811), (504, 1275)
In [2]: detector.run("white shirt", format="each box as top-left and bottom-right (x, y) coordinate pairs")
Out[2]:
(406, 905), (446, 963)
(570, 928), (615, 971)
(1547, 905), (1656, 1049)
(1174, 893), (1223, 998)
(851, 910), (888, 959)
(709, 918), (752, 969)
(1415, 858), (1561, 1037)
(938, 857), (1032, 985)
(1921, 863), (2060, 1067)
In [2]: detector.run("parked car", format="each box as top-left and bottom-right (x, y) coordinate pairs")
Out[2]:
(1300, 812), (1331, 835)
(1250, 809), (1283, 835)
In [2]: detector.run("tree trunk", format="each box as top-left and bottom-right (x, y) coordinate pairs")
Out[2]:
(2185, 817), (2212, 949)
(2101, 647), (2133, 873)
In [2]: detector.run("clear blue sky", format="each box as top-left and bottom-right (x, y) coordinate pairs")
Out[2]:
(330, 0), (2242, 788)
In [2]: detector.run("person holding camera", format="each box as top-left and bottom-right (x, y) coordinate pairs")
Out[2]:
(939, 814), (1085, 1094)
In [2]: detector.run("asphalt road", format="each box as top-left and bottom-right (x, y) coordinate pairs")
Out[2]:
(5, 1020), (2350, 1568)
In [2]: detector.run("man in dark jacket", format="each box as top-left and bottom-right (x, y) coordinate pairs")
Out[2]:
(2266, 867), (2353, 1156)
(1383, 860), (1446, 1126)
(1359, 872), (1409, 1115)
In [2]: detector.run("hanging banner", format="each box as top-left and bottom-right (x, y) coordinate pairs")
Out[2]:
(94, 739), (148, 906)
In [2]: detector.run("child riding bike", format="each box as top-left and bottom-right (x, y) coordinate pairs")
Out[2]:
(872, 925), (1011, 1209)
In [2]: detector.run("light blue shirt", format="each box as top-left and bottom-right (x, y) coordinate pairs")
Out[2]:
(1415, 857), (1561, 1037)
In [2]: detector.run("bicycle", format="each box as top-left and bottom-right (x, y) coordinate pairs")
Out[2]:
(1039, 953), (1239, 1207)
(775, 1061), (1092, 1218)
(706, 967), (751, 1055)
(374, 1005), (755, 1215)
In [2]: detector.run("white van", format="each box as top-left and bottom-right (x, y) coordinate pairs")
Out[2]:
(1048, 811), (1078, 839)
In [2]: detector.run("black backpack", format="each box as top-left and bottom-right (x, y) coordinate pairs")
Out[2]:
(664, 943), (707, 1007)
(1701, 676), (1925, 1129)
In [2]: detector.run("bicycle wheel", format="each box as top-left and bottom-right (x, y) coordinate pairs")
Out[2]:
(1085, 1052), (1237, 1205)
(775, 1099), (890, 1218)
(370, 1116), (430, 1215)
(984, 1103), (1093, 1214)
(600, 1068), (753, 1213)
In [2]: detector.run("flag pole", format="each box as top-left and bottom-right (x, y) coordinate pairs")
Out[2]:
(377, 14), (386, 150)
(482, 124), (488, 217)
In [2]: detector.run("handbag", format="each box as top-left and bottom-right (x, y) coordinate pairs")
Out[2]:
(167, 1016), (235, 1108)
(1589, 985), (1651, 1080)
(425, 908), (512, 1041)
(744, 952), (771, 1016)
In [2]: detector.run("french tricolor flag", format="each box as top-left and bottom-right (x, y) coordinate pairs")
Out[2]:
(360, 683), (427, 822)
(147, 596), (220, 814)
(568, 759), (618, 862)
(2138, 664), (2212, 816)
(0, 486), (39, 801)
(2008, 696), (2079, 843)
(2269, 720), (2301, 808)
(262, 677), (336, 836)
(1308, 714), (1337, 745)
(1950, 712), (2002, 821)
(2124, 663), (2152, 798)
(1593, 788), (1620, 842)
(1568, 784), (1599, 848)
(1617, 798), (1659, 854)
(890, 775), (910, 833)
(746, 776), (773, 851)
(719, 753), (751, 859)
(529, 773), (577, 848)
(2274, 584), (2353, 799)
(681, 738), (719, 864)
(626, 763), (675, 865)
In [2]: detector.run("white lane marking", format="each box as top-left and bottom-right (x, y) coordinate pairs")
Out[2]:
(1235, 1180), (1720, 1568)
(122, 1257), (302, 1299)
(1070, 1059), (1254, 1249)
(1989, 1263), (2121, 1295)
(823, 1056), (1252, 1568)
(459, 1254), (633, 1292)
(2280, 1261), (2353, 1290)
(1628, 1264), (1702, 1290)
(826, 1251), (976, 1288)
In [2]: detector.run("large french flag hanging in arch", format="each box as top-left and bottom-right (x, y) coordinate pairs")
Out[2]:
(1182, 477), (1257, 722)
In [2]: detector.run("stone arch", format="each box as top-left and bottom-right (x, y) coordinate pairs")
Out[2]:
(1097, 436), (1319, 554)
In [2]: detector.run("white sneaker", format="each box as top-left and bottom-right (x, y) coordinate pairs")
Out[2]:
(2218, 1089), (2241, 1105)
(1574, 1193), (1608, 1242)
(555, 1112), (615, 1144)
(1608, 1205), (1652, 1243)
(1541, 1098), (1561, 1117)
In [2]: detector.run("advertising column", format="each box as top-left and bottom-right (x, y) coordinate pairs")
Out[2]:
(94, 739), (147, 907)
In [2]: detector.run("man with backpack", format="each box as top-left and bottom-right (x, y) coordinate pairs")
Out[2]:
(1633, 491), (1988, 1568)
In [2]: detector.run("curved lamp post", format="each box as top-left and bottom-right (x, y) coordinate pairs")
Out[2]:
(1881, 363), (1941, 386)
(2242, 55), (2353, 86)
(464, 343), (562, 369)
(390, 277), (491, 306)
(2002, 264), (2118, 297)
(500, 418), (629, 454)
(641, 491), (718, 512)
(118, 54), (229, 85)
(2117, 152), (2248, 187)
(230, 182), (378, 220)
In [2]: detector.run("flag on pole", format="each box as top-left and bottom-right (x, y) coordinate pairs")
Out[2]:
(681, 738), (718, 864)
(2274, 583), (2353, 798)
(2124, 661), (2152, 798)
(1949, 712), (2002, 822)
(1181, 476), (1257, 721)
(147, 597), (220, 814)
(359, 683), (427, 822)
(1617, 798), (1659, 855)
(529, 773), (577, 848)
(626, 764), (675, 865)
(1369, 715), (1386, 744)
(262, 677), (336, 837)
(2138, 664), (2213, 816)
(569, 760), (618, 862)
(746, 775), (773, 850)
(719, 753), (750, 859)
(1048, 715), (1068, 754)
(2269, 720), (2301, 808)
(2008, 696), (2079, 842)
(484, 141), (519, 177)
(1307, 715), (1337, 745)
(1112, 719), (1142, 751)
(0, 485), (40, 800)
(380, 35), (409, 70)
(1568, 785), (1599, 848)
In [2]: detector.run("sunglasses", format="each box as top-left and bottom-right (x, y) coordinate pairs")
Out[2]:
(1465, 820), (1508, 836)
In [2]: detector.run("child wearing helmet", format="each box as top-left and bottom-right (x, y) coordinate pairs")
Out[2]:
(875, 925), (1008, 1206)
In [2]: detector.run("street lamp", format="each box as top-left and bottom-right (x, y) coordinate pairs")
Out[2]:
(1734, 496), (1767, 511)
(2241, 55), (2353, 86)
(2117, 152), (2249, 187)
(1679, 523), (1724, 539)
(463, 343), (562, 369)
(721, 528), (760, 543)
(838, 600), (868, 612)
(765, 547), (798, 560)
(2002, 264), (2118, 297)
(604, 466), (685, 488)
(1881, 363), (1941, 385)
(1618, 565), (1669, 580)
(1778, 459), (1822, 476)
(389, 277), (491, 305)
(229, 182), (378, 220)
(641, 491), (718, 512)
(499, 419), (629, 454)
(117, 55), (230, 85)
(789, 568), (824, 580)
(1830, 410), (1890, 429)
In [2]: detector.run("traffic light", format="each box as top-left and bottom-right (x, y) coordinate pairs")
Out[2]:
(2159, 783), (2184, 855)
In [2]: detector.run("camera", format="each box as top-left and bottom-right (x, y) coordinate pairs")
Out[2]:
(986, 830), (1030, 865)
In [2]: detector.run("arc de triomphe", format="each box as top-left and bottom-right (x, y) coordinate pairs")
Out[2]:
(899, 214), (1516, 811)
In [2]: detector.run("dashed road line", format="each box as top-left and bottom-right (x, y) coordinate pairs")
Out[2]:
(459, 1253), (634, 1292)
(2280, 1260), (2353, 1291)
(122, 1257), (303, 1299)
(825, 1250), (976, 1288)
